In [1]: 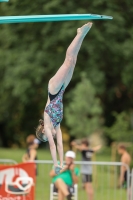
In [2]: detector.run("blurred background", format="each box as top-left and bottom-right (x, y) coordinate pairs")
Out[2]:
(0, 1), (133, 199)
(0, 0), (133, 155)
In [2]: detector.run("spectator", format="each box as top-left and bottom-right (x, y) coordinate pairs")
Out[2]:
(71, 139), (101, 200)
(49, 151), (80, 200)
(22, 135), (40, 175)
(117, 144), (131, 188)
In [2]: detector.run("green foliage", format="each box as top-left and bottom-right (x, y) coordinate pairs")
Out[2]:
(65, 73), (103, 137)
(104, 112), (133, 142)
(0, 0), (133, 146)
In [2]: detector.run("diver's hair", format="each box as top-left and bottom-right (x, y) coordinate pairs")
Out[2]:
(39, 119), (44, 126)
(26, 134), (36, 145)
(118, 144), (126, 150)
(36, 119), (44, 140)
(81, 139), (89, 147)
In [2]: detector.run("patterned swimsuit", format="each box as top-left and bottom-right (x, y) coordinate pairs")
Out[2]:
(45, 85), (65, 128)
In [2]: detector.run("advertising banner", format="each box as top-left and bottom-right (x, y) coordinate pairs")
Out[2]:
(0, 162), (36, 200)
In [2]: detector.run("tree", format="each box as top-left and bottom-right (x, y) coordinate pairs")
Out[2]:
(0, 0), (133, 146)
(104, 112), (133, 142)
(65, 73), (103, 137)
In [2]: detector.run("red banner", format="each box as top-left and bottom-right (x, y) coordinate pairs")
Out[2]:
(0, 162), (36, 200)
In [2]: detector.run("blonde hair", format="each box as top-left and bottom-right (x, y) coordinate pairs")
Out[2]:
(36, 119), (44, 141)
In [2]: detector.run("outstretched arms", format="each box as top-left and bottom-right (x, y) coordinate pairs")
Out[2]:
(44, 112), (58, 167)
(71, 141), (84, 151)
(55, 125), (64, 167)
(92, 145), (102, 152)
(71, 140), (102, 152)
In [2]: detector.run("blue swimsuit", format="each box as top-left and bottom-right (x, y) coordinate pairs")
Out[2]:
(45, 84), (65, 128)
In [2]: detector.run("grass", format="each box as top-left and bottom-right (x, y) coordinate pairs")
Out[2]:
(0, 147), (127, 200)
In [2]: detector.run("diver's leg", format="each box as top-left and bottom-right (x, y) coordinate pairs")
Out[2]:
(49, 22), (93, 94)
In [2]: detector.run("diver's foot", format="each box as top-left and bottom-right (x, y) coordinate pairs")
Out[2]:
(54, 165), (62, 175)
(77, 22), (93, 36)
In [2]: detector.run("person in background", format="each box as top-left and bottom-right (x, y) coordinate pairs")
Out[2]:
(49, 151), (80, 200)
(71, 139), (101, 200)
(117, 144), (131, 188)
(22, 135), (40, 162)
(22, 135), (40, 175)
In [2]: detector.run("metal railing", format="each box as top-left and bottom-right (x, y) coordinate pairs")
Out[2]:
(130, 169), (133, 200)
(34, 160), (130, 200)
(0, 159), (130, 200)
(0, 159), (18, 165)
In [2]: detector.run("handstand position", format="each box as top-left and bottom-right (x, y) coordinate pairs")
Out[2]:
(36, 22), (93, 174)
